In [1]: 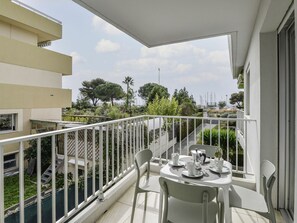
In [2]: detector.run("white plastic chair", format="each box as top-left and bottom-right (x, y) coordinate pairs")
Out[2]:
(218, 160), (276, 223)
(159, 177), (218, 223)
(131, 149), (160, 223)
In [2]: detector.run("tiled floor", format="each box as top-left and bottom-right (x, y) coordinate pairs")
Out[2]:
(96, 175), (285, 223)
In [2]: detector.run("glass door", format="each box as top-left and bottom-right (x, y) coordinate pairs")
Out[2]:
(278, 15), (295, 220)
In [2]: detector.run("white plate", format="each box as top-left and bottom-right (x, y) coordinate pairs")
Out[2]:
(169, 161), (185, 167)
(181, 170), (203, 178)
(209, 166), (230, 174)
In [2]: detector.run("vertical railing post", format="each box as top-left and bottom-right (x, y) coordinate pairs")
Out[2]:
(117, 124), (120, 177)
(0, 145), (3, 223)
(218, 120), (221, 148)
(92, 129), (96, 196)
(75, 131), (78, 208)
(37, 138), (42, 223)
(210, 119), (212, 146)
(172, 118), (175, 154)
(166, 118), (168, 161)
(84, 129), (88, 202)
(202, 119), (204, 145)
(64, 133), (69, 216)
(125, 122), (128, 170)
(186, 118), (189, 155)
(112, 124), (115, 182)
(194, 119), (196, 145)
(244, 120), (248, 174)
(51, 136), (56, 223)
(99, 126), (104, 200)
(179, 118), (182, 154)
(121, 122), (124, 174)
(227, 119), (230, 162)
(159, 117), (162, 165)
(19, 141), (25, 223)
(236, 120), (238, 172)
(106, 125), (109, 186)
(153, 118), (156, 157)
(147, 118), (149, 150)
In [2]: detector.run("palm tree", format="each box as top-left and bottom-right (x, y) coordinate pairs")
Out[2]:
(122, 76), (134, 112)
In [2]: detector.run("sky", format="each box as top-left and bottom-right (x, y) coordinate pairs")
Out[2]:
(21, 0), (239, 105)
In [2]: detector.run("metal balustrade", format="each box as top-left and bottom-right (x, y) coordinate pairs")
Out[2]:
(0, 115), (256, 223)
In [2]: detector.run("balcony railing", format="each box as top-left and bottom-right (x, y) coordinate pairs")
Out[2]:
(0, 115), (256, 223)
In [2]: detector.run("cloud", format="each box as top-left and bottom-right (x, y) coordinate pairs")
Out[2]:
(92, 16), (122, 35)
(117, 58), (172, 72)
(176, 72), (221, 85)
(95, 39), (120, 53)
(70, 51), (85, 64)
(175, 64), (192, 73)
(207, 50), (229, 64)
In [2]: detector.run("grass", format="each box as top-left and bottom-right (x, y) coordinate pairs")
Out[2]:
(4, 173), (37, 209)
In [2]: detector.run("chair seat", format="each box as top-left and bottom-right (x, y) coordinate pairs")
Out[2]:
(168, 198), (218, 223)
(139, 175), (160, 193)
(218, 185), (268, 213)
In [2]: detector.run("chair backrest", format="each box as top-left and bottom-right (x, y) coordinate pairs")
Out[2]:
(159, 177), (217, 223)
(134, 149), (153, 187)
(261, 160), (276, 214)
(188, 144), (218, 158)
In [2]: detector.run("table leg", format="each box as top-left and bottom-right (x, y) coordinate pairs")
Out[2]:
(222, 186), (231, 223)
(158, 189), (163, 223)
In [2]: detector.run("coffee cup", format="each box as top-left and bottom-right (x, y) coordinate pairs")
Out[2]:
(171, 153), (179, 165)
(186, 162), (195, 176)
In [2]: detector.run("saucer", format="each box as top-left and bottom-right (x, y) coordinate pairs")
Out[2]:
(209, 166), (230, 174)
(181, 170), (203, 178)
(169, 161), (185, 167)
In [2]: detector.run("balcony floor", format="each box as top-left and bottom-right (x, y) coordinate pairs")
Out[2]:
(96, 174), (285, 223)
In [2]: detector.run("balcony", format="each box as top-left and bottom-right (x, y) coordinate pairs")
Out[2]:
(0, 115), (268, 223)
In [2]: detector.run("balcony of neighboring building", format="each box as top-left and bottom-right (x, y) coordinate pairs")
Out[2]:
(0, 0), (62, 43)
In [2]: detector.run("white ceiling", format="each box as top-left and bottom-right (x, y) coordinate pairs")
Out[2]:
(72, 0), (289, 76)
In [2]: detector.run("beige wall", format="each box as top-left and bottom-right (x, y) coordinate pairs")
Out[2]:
(0, 83), (71, 109)
(0, 0), (62, 42)
(31, 108), (61, 120)
(0, 36), (72, 75)
(0, 62), (62, 88)
(0, 21), (38, 45)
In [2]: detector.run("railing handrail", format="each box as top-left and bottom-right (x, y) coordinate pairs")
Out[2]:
(11, 0), (62, 25)
(0, 115), (256, 146)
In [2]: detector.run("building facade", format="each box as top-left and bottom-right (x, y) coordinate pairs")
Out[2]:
(0, 0), (72, 173)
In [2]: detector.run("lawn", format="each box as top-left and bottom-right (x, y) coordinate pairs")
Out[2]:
(4, 173), (37, 209)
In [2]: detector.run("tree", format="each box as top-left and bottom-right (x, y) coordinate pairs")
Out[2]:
(122, 76), (134, 111)
(79, 78), (105, 106)
(229, 91), (244, 108)
(95, 82), (125, 106)
(73, 93), (92, 110)
(218, 101), (226, 109)
(147, 85), (170, 104)
(173, 87), (196, 105)
(138, 83), (169, 103)
(179, 101), (196, 116)
(147, 96), (179, 116)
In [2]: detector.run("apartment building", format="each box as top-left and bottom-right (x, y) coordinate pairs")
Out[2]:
(0, 0), (72, 173)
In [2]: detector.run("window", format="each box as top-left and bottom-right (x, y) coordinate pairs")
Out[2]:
(0, 114), (17, 132)
(4, 153), (17, 170)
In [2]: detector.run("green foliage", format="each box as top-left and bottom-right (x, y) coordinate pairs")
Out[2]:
(147, 96), (179, 116)
(218, 101), (226, 109)
(73, 93), (92, 110)
(229, 91), (244, 109)
(4, 174), (37, 209)
(199, 129), (243, 166)
(107, 106), (129, 120)
(179, 100), (197, 116)
(122, 76), (134, 113)
(138, 83), (159, 102)
(79, 78), (106, 106)
(25, 137), (52, 172)
(173, 87), (196, 105)
(95, 82), (125, 106)
(144, 84), (170, 104)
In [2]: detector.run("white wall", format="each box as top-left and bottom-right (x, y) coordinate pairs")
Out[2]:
(243, 0), (279, 207)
